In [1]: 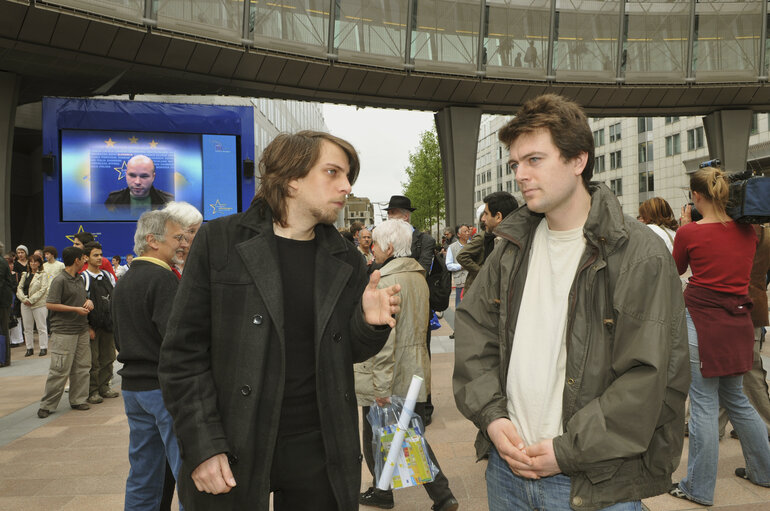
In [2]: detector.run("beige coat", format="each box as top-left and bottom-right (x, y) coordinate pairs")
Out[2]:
(16, 271), (50, 308)
(354, 257), (431, 406)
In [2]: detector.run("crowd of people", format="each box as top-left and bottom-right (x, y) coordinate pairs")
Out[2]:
(0, 95), (769, 511)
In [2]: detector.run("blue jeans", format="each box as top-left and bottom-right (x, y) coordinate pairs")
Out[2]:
(486, 446), (641, 511)
(678, 310), (770, 505)
(123, 389), (184, 511)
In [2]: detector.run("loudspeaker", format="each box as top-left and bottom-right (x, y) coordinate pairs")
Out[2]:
(243, 159), (255, 179)
(42, 155), (55, 176)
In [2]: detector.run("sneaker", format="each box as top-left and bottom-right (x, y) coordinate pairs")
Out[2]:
(37, 409), (50, 419)
(70, 403), (90, 411)
(39, 349), (47, 356)
(100, 389), (119, 399)
(432, 497), (459, 511)
(359, 487), (394, 509)
(87, 393), (103, 404)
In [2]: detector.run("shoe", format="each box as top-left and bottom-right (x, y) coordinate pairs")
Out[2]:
(39, 349), (47, 356)
(24, 349), (33, 357)
(359, 487), (394, 509)
(10, 342), (23, 348)
(37, 409), (50, 418)
(731, 429), (739, 440)
(668, 483), (690, 501)
(100, 389), (119, 399)
(87, 393), (103, 404)
(70, 403), (90, 411)
(449, 334), (455, 339)
(432, 497), (459, 511)
(736, 467), (749, 480)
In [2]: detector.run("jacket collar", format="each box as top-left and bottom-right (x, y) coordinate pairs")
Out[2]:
(494, 182), (628, 254)
(379, 257), (426, 278)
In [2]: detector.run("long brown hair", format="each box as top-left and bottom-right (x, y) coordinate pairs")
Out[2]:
(253, 131), (360, 227)
(638, 197), (678, 231)
(690, 167), (730, 222)
(27, 253), (44, 273)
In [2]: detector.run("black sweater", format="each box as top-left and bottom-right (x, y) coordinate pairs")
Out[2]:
(113, 259), (179, 391)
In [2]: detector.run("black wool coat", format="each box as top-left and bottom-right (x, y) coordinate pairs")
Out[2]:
(158, 200), (391, 511)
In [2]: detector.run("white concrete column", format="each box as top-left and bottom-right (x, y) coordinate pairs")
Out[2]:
(0, 72), (20, 250)
(435, 107), (482, 228)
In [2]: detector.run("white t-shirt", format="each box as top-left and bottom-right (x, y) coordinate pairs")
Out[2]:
(506, 219), (586, 446)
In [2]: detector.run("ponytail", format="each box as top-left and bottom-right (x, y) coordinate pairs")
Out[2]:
(690, 167), (729, 222)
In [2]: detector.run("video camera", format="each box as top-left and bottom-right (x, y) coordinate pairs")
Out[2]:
(688, 159), (770, 224)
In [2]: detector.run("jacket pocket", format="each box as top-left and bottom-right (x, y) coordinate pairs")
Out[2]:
(584, 459), (623, 484)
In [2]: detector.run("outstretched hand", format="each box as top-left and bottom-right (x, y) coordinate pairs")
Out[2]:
(361, 270), (400, 328)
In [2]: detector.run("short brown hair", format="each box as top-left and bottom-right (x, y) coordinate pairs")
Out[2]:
(498, 94), (594, 188)
(638, 197), (678, 231)
(254, 131), (360, 227)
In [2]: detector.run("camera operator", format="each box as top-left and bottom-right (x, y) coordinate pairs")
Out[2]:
(669, 167), (770, 506)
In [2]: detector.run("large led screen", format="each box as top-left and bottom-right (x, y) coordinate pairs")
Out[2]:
(60, 130), (238, 221)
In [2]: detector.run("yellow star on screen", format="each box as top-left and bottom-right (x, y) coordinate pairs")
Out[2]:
(210, 199), (225, 214)
(149, 140), (159, 148)
(105, 138), (116, 147)
(114, 161), (127, 180)
(128, 136), (139, 144)
(65, 225), (100, 244)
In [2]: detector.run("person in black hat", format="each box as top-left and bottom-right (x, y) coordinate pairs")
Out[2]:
(384, 195), (435, 273)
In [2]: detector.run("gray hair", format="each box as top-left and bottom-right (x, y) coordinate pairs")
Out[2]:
(134, 210), (176, 256)
(372, 219), (412, 258)
(163, 201), (203, 230)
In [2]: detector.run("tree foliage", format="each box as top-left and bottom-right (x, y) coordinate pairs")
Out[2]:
(402, 129), (444, 236)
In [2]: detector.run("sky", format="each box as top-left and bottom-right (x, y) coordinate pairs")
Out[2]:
(322, 103), (436, 223)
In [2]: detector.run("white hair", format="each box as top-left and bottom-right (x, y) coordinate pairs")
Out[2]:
(372, 219), (412, 258)
(134, 210), (176, 256)
(163, 201), (203, 230)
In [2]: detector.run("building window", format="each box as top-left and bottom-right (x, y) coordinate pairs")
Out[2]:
(506, 180), (512, 193)
(638, 117), (653, 133)
(638, 142), (654, 163)
(514, 180), (520, 192)
(639, 171), (654, 193)
(476, 190), (481, 202)
(595, 155), (606, 173)
(487, 170), (491, 181)
(665, 134), (681, 156)
(498, 183), (503, 191)
(593, 129), (605, 147)
(610, 150), (622, 170)
(609, 123), (621, 142)
(751, 113), (759, 134)
(506, 162), (512, 175)
(687, 127), (704, 151)
(610, 178), (623, 196)
(498, 164), (503, 178)
(664, 116), (680, 124)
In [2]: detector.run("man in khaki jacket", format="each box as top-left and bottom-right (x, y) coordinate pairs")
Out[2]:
(453, 94), (689, 511)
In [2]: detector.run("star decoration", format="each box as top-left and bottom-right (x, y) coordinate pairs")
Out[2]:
(128, 136), (139, 144)
(114, 161), (128, 180)
(105, 138), (116, 147)
(66, 225), (101, 244)
(149, 140), (159, 148)
(209, 199), (233, 215)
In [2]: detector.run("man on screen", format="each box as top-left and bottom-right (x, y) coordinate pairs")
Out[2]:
(105, 155), (174, 210)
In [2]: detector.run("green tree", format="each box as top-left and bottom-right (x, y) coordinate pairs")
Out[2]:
(402, 129), (444, 236)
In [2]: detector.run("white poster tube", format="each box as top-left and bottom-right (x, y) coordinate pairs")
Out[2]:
(376, 375), (424, 491)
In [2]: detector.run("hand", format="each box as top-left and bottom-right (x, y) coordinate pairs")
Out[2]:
(524, 439), (561, 478)
(361, 270), (400, 328)
(680, 204), (692, 226)
(24, 301), (32, 306)
(191, 453), (237, 494)
(74, 306), (90, 316)
(89, 328), (96, 340)
(375, 396), (391, 407)
(83, 299), (94, 312)
(487, 418), (537, 479)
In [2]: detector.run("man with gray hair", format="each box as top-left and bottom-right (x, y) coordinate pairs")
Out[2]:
(163, 201), (203, 277)
(112, 209), (187, 510)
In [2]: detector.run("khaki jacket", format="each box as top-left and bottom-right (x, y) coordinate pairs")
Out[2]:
(16, 271), (50, 308)
(355, 257), (431, 405)
(453, 184), (689, 511)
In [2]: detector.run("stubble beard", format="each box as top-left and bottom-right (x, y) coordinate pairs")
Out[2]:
(311, 205), (341, 225)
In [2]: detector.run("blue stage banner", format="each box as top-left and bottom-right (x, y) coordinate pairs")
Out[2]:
(202, 135), (238, 221)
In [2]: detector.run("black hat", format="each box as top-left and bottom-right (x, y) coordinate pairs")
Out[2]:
(385, 195), (416, 212)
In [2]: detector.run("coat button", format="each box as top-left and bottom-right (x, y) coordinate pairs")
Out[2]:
(252, 314), (263, 325)
(572, 496), (583, 506)
(333, 333), (342, 343)
(567, 378), (576, 385)
(358, 454), (363, 462)
(344, 392), (351, 401)
(240, 385), (252, 396)
(227, 453), (239, 465)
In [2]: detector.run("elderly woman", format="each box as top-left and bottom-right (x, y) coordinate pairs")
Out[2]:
(354, 219), (458, 511)
(16, 253), (50, 357)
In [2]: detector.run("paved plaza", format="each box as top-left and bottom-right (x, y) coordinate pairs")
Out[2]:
(1, 309), (770, 510)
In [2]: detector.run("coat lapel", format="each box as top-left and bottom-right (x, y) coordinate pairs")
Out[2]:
(314, 226), (354, 348)
(235, 205), (284, 335)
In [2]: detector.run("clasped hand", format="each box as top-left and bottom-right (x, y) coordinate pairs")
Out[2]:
(487, 418), (561, 479)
